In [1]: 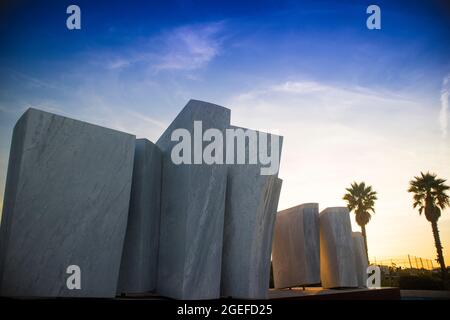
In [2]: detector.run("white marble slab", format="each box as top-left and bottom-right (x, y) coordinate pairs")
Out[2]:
(221, 125), (283, 299)
(272, 203), (320, 288)
(117, 139), (162, 294)
(0, 108), (135, 297)
(156, 100), (230, 299)
(319, 207), (358, 288)
(352, 232), (369, 288)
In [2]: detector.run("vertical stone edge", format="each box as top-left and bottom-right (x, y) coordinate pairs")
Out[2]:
(0, 110), (31, 292)
(156, 100), (231, 299)
(117, 138), (162, 294)
(0, 108), (136, 297)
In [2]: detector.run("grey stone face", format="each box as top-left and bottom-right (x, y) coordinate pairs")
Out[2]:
(0, 108), (135, 297)
(263, 178), (283, 293)
(272, 203), (320, 289)
(156, 100), (230, 299)
(221, 126), (283, 299)
(0, 100), (285, 300)
(117, 139), (162, 294)
(221, 177), (282, 299)
(352, 232), (368, 288)
(319, 207), (358, 288)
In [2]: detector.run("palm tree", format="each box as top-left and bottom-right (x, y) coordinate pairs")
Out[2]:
(408, 172), (449, 281)
(343, 182), (377, 261)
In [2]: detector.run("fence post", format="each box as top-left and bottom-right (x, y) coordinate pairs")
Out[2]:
(408, 255), (412, 269)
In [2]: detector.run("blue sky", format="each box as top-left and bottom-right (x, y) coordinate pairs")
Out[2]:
(1, 0), (450, 261)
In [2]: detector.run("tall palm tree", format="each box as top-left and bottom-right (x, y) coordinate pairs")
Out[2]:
(343, 182), (377, 261)
(408, 172), (449, 281)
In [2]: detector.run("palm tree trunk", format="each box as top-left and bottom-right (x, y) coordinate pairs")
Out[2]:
(430, 220), (447, 283)
(361, 224), (369, 264)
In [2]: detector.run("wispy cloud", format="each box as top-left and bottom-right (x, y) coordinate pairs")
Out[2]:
(439, 74), (450, 138)
(230, 80), (421, 129)
(100, 21), (226, 73)
(107, 58), (132, 70)
(154, 22), (225, 71)
(5, 68), (61, 90)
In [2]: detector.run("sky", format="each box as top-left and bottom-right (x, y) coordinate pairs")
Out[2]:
(0, 0), (450, 265)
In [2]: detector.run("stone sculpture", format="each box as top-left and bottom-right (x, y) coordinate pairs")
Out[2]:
(117, 139), (162, 294)
(156, 100), (230, 299)
(221, 126), (283, 299)
(0, 108), (135, 297)
(319, 207), (358, 288)
(272, 203), (320, 288)
(352, 231), (368, 288)
(0, 100), (284, 300)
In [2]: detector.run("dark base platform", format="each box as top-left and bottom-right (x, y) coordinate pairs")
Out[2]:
(268, 287), (401, 300)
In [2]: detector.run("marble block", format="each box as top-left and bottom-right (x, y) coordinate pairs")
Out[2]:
(117, 139), (162, 294)
(156, 100), (230, 299)
(272, 203), (320, 289)
(0, 108), (135, 297)
(319, 207), (358, 288)
(352, 232), (368, 288)
(221, 126), (283, 299)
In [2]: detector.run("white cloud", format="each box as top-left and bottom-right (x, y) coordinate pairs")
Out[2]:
(100, 21), (225, 73)
(107, 58), (131, 70)
(229, 80), (424, 132)
(439, 74), (450, 138)
(154, 22), (225, 71)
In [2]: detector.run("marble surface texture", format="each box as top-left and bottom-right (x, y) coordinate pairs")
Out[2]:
(319, 207), (358, 289)
(117, 139), (162, 294)
(352, 232), (368, 288)
(221, 126), (283, 299)
(272, 203), (321, 288)
(156, 100), (230, 299)
(0, 108), (135, 297)
(0, 100), (286, 300)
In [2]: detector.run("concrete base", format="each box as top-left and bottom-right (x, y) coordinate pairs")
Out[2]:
(268, 287), (400, 300)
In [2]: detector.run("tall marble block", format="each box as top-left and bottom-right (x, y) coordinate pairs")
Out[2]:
(156, 100), (230, 299)
(221, 177), (282, 299)
(0, 108), (135, 297)
(352, 232), (368, 288)
(117, 139), (162, 294)
(221, 126), (283, 299)
(319, 207), (358, 289)
(272, 203), (320, 288)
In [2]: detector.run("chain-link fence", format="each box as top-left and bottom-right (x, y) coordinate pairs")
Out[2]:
(371, 255), (436, 270)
